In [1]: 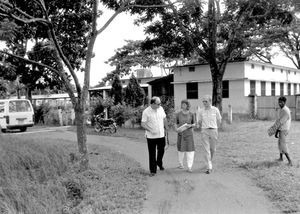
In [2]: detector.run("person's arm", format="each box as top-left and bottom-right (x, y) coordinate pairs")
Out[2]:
(279, 108), (289, 125)
(141, 121), (155, 133)
(141, 110), (154, 134)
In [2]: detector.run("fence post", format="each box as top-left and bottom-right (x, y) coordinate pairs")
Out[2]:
(228, 104), (232, 124)
(58, 108), (63, 126)
(248, 94), (257, 119)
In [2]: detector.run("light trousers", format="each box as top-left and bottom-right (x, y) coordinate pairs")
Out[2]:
(178, 151), (195, 169)
(201, 128), (218, 170)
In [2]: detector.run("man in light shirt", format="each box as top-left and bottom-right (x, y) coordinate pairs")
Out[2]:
(274, 96), (293, 166)
(141, 97), (168, 176)
(198, 95), (222, 174)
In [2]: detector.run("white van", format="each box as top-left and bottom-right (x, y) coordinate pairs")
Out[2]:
(0, 99), (34, 132)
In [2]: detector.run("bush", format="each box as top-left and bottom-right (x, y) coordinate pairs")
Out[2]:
(110, 104), (146, 127)
(33, 103), (51, 124)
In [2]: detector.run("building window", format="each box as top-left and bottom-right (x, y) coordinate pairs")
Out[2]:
(295, 71), (297, 75)
(271, 82), (276, 96)
(281, 69), (283, 73)
(186, 83), (198, 99)
(272, 67), (275, 72)
(294, 83), (297, 95)
(280, 83), (284, 96)
(251, 64), (255, 69)
(288, 83), (291, 95)
(261, 81), (266, 96)
(222, 80), (229, 98)
(250, 80), (256, 95)
(138, 79), (141, 83)
(262, 65), (265, 70)
(188, 67), (195, 72)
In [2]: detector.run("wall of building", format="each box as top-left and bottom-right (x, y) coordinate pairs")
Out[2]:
(173, 61), (300, 115)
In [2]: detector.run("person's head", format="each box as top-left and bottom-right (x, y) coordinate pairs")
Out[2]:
(202, 95), (212, 109)
(150, 96), (161, 109)
(181, 100), (191, 110)
(181, 99), (190, 111)
(278, 96), (287, 108)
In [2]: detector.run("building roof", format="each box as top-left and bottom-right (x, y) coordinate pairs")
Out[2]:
(147, 74), (173, 85)
(89, 84), (149, 91)
(170, 60), (300, 72)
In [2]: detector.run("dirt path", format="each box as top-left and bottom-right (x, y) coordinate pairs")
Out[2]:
(31, 130), (279, 214)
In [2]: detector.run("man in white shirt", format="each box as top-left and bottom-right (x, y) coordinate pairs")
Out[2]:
(141, 96), (168, 176)
(198, 95), (222, 174)
(275, 96), (292, 166)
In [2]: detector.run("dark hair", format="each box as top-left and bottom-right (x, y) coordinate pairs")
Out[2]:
(278, 96), (287, 102)
(181, 99), (191, 110)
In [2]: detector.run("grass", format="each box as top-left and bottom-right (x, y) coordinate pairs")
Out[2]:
(0, 135), (147, 214)
(82, 120), (300, 213)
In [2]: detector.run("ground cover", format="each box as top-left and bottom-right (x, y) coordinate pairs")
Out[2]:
(0, 135), (147, 214)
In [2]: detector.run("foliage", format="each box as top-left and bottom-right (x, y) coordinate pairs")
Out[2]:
(110, 104), (146, 127)
(124, 75), (145, 107)
(160, 95), (175, 127)
(110, 74), (123, 105)
(33, 102), (51, 124)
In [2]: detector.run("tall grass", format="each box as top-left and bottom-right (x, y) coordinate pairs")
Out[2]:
(0, 136), (69, 214)
(0, 135), (147, 214)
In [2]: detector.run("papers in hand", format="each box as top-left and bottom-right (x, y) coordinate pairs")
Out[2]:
(177, 123), (190, 133)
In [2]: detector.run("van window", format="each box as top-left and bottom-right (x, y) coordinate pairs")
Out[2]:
(0, 102), (4, 113)
(9, 100), (32, 113)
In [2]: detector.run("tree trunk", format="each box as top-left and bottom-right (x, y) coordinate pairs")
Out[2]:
(210, 62), (226, 114)
(75, 103), (89, 171)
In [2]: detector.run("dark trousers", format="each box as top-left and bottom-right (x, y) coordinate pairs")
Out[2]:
(147, 137), (166, 173)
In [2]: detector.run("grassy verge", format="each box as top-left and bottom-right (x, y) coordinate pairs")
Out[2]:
(0, 135), (147, 214)
(83, 120), (300, 213)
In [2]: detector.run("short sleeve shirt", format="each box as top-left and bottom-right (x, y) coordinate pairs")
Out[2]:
(141, 106), (166, 139)
(278, 106), (291, 131)
(198, 106), (222, 129)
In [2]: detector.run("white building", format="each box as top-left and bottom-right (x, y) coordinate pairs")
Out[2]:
(172, 60), (300, 114)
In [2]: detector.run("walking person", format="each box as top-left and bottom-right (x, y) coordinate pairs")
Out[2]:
(198, 95), (222, 174)
(141, 96), (168, 176)
(175, 100), (196, 172)
(268, 96), (293, 166)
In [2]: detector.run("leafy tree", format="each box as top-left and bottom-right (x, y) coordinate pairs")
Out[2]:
(0, 0), (173, 170)
(275, 8), (300, 69)
(110, 74), (123, 105)
(124, 74), (145, 107)
(132, 0), (293, 112)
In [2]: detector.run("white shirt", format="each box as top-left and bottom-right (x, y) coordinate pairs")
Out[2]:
(141, 106), (166, 139)
(198, 106), (222, 129)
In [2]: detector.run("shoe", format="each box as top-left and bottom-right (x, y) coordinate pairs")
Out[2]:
(205, 169), (212, 174)
(187, 168), (192, 173)
(276, 158), (283, 162)
(178, 165), (184, 169)
(158, 166), (165, 171)
(288, 162), (293, 166)
(149, 173), (156, 177)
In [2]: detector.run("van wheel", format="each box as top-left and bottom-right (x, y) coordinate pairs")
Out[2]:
(1, 129), (6, 133)
(20, 127), (27, 132)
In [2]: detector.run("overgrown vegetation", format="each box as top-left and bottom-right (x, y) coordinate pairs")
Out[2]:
(0, 136), (147, 214)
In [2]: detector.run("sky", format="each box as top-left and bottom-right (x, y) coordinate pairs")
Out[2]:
(87, 10), (146, 87)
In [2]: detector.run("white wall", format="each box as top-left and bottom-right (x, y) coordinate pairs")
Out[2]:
(173, 61), (300, 114)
